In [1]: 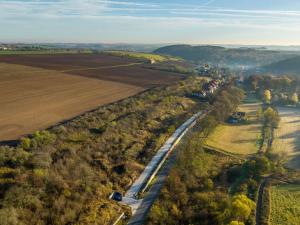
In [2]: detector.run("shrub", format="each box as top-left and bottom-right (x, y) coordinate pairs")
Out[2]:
(20, 137), (31, 150)
(0, 207), (19, 225)
(31, 130), (56, 148)
(231, 194), (256, 221)
(0, 146), (30, 167)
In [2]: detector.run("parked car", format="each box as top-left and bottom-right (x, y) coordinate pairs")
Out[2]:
(110, 191), (123, 202)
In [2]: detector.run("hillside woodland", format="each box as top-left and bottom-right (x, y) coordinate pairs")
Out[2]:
(261, 55), (300, 75)
(155, 45), (298, 68)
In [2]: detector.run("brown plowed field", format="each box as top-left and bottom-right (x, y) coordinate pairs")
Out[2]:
(0, 54), (184, 87)
(69, 65), (184, 87)
(0, 62), (144, 141)
(0, 53), (137, 70)
(0, 54), (183, 141)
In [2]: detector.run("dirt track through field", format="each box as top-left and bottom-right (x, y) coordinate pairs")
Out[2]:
(255, 177), (269, 225)
(0, 63), (143, 141)
(273, 107), (300, 169)
(1, 62), (142, 75)
(60, 62), (142, 72)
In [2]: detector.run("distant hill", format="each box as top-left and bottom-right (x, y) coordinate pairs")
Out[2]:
(1, 43), (165, 53)
(154, 45), (299, 68)
(261, 56), (300, 75)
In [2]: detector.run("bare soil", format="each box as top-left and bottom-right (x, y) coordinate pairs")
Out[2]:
(0, 63), (143, 141)
(0, 54), (184, 87)
(0, 54), (185, 141)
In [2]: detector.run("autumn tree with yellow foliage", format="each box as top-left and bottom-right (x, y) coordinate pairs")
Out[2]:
(264, 90), (272, 104)
(291, 93), (299, 105)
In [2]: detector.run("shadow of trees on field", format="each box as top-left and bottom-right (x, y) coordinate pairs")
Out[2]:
(287, 119), (300, 124)
(279, 129), (300, 140)
(232, 138), (257, 144)
(277, 107), (300, 170)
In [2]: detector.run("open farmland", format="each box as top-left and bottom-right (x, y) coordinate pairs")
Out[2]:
(0, 53), (136, 70)
(205, 99), (261, 155)
(0, 53), (184, 141)
(0, 53), (184, 87)
(273, 107), (300, 169)
(270, 184), (300, 225)
(0, 62), (144, 141)
(69, 64), (184, 87)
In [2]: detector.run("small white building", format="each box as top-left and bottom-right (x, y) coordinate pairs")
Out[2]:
(150, 59), (156, 64)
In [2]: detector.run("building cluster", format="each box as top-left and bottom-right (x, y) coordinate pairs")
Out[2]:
(196, 64), (211, 76)
(0, 45), (12, 51)
(196, 64), (232, 78)
(192, 78), (224, 99)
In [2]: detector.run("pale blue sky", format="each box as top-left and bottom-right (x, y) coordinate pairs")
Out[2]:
(1, 0), (300, 45)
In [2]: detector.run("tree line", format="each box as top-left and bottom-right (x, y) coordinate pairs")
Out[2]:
(146, 86), (262, 225)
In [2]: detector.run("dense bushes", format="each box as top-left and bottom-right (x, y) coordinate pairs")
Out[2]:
(210, 86), (245, 122)
(147, 137), (232, 225)
(146, 135), (256, 225)
(0, 77), (206, 225)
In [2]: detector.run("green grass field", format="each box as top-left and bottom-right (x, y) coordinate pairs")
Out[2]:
(104, 50), (179, 62)
(270, 184), (300, 225)
(205, 102), (261, 155)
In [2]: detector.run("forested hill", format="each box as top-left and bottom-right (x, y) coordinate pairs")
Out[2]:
(154, 45), (299, 68)
(261, 55), (300, 75)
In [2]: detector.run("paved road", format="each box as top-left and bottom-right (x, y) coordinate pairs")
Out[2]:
(124, 111), (207, 225)
(124, 111), (203, 202)
(127, 149), (178, 225)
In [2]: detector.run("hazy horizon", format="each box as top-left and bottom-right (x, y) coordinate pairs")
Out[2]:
(1, 0), (300, 45)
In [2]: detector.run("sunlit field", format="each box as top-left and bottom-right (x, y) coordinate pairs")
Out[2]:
(273, 107), (300, 169)
(270, 184), (300, 225)
(205, 95), (261, 155)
